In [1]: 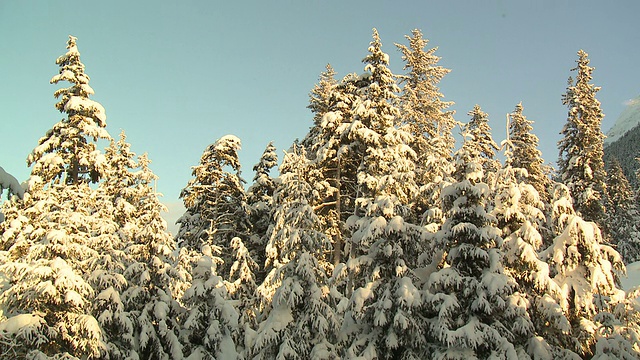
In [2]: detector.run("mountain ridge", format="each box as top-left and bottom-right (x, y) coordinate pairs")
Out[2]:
(603, 95), (640, 186)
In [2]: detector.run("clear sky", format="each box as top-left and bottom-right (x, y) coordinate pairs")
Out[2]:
(2, 1), (639, 233)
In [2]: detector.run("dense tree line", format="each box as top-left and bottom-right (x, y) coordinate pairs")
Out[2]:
(1, 31), (639, 359)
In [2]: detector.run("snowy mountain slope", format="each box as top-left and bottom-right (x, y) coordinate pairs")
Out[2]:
(605, 95), (640, 145)
(603, 96), (640, 186)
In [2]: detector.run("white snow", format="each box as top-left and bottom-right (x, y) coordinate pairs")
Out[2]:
(622, 261), (640, 290)
(0, 313), (46, 335)
(0, 166), (24, 199)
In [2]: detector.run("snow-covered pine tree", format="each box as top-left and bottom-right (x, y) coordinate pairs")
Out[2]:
(557, 50), (607, 231)
(91, 131), (153, 359)
(396, 29), (456, 223)
(303, 69), (365, 266)
(507, 103), (551, 205)
(606, 159), (640, 264)
(122, 153), (184, 359)
(540, 183), (626, 357)
(329, 29), (429, 359)
(0, 184), (109, 359)
(252, 146), (340, 359)
(302, 64), (338, 157)
(177, 135), (251, 278)
(0, 35), (113, 359)
(27, 35), (110, 186)
(591, 286), (640, 359)
(181, 244), (240, 360)
(423, 130), (532, 359)
(465, 105), (500, 185)
(493, 142), (571, 358)
(246, 141), (278, 282)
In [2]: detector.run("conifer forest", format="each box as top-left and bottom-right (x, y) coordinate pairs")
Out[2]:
(1, 29), (640, 360)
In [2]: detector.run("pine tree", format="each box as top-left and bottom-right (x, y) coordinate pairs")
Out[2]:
(303, 70), (365, 266)
(507, 103), (551, 204)
(330, 29), (429, 359)
(246, 141), (278, 282)
(181, 245), (239, 360)
(558, 50), (607, 230)
(464, 105), (500, 183)
(396, 29), (456, 222)
(177, 135), (251, 278)
(122, 153), (184, 359)
(493, 143), (570, 358)
(0, 35), (113, 359)
(606, 159), (640, 264)
(27, 35), (110, 186)
(303, 64), (338, 157)
(227, 236), (260, 358)
(0, 184), (109, 359)
(540, 183), (626, 357)
(252, 147), (340, 359)
(423, 131), (532, 359)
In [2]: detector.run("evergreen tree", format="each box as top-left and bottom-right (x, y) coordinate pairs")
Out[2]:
(0, 35), (113, 359)
(493, 144), (571, 358)
(0, 183), (109, 359)
(304, 70), (365, 266)
(246, 141), (278, 281)
(303, 64), (338, 157)
(557, 50), (607, 230)
(396, 29), (456, 222)
(507, 103), (551, 204)
(540, 183), (626, 357)
(332, 29), (428, 359)
(227, 236), (260, 358)
(423, 131), (532, 359)
(177, 135), (251, 277)
(122, 153), (184, 359)
(464, 105), (500, 184)
(606, 159), (640, 264)
(181, 245), (239, 360)
(591, 287), (640, 359)
(27, 35), (110, 186)
(253, 147), (340, 360)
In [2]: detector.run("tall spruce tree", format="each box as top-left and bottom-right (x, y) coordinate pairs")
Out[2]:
(253, 147), (340, 360)
(121, 153), (184, 359)
(396, 29), (456, 222)
(493, 143), (570, 358)
(541, 183), (626, 357)
(423, 131), (532, 359)
(181, 244), (239, 360)
(303, 64), (338, 157)
(246, 141), (278, 282)
(464, 105), (500, 184)
(557, 50), (607, 230)
(27, 35), (110, 186)
(606, 159), (640, 264)
(304, 70), (365, 266)
(0, 35), (113, 359)
(335, 29), (428, 359)
(177, 135), (251, 278)
(507, 103), (551, 204)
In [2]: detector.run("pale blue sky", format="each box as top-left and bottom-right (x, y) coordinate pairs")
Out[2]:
(2, 1), (639, 232)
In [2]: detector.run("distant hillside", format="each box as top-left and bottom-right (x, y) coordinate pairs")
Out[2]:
(604, 95), (640, 187)
(604, 123), (640, 187)
(605, 96), (640, 145)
